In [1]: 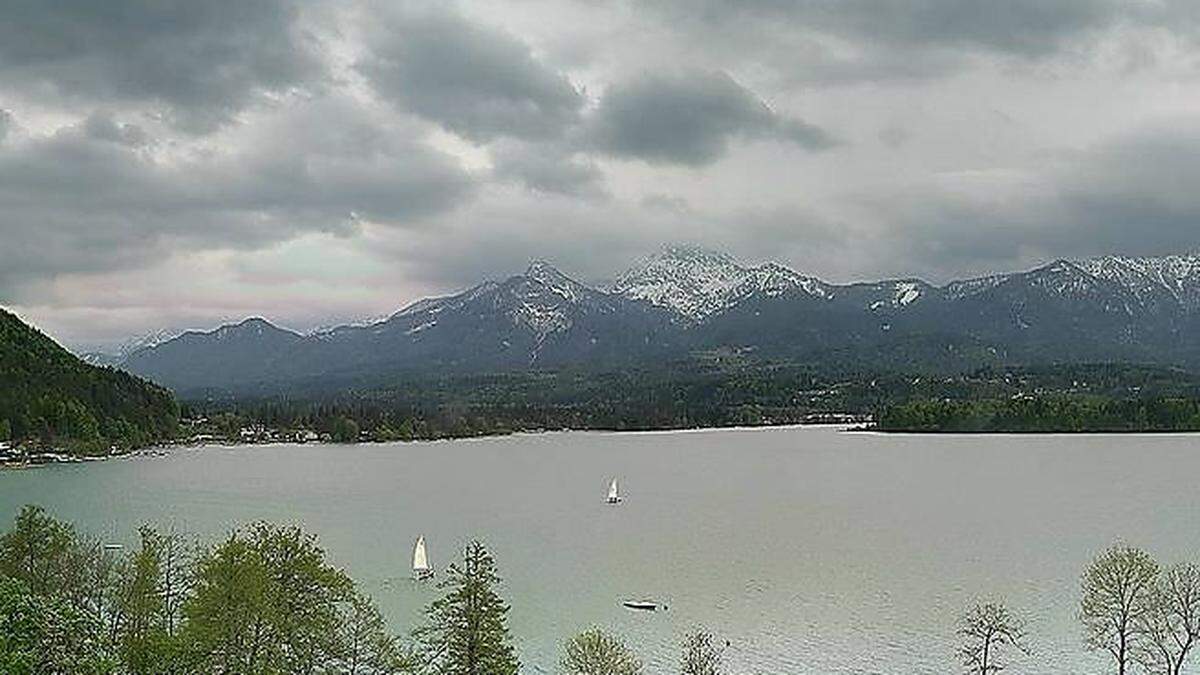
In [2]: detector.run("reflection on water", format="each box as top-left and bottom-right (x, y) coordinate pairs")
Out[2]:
(2, 426), (1198, 674)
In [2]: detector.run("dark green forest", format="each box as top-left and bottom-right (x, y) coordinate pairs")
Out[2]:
(183, 362), (1200, 441)
(0, 309), (178, 453)
(878, 395), (1200, 433)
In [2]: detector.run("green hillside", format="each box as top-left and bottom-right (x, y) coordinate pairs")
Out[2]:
(0, 308), (178, 454)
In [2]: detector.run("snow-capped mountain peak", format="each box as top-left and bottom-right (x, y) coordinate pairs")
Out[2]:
(611, 244), (828, 320)
(1076, 253), (1200, 310)
(524, 259), (587, 303)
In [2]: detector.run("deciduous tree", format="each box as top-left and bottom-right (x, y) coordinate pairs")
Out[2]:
(1136, 562), (1200, 675)
(680, 630), (724, 675)
(957, 600), (1028, 674)
(561, 628), (642, 675)
(1081, 544), (1160, 675)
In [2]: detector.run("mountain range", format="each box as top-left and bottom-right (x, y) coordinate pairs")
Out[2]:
(113, 246), (1200, 397)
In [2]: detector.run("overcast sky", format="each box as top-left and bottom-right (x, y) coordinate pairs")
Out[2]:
(3, 0), (1200, 348)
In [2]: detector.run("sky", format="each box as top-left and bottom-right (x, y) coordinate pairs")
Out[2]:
(2, 0), (1200, 349)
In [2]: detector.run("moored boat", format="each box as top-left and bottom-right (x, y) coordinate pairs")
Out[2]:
(622, 599), (663, 611)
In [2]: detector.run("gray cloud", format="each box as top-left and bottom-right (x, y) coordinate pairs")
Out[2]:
(357, 5), (583, 142)
(588, 70), (835, 166)
(5, 0), (1200, 345)
(0, 0), (326, 132)
(627, 0), (1200, 87)
(490, 140), (607, 198)
(847, 121), (1200, 281)
(647, 0), (1198, 56)
(0, 98), (473, 296)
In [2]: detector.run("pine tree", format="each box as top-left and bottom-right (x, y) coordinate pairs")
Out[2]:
(416, 540), (519, 675)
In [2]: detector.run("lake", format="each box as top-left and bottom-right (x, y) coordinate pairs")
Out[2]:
(2, 426), (1198, 673)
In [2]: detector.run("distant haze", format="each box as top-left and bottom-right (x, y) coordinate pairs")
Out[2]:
(3, 0), (1200, 347)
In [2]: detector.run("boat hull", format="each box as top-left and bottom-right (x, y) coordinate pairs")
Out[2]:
(622, 601), (659, 611)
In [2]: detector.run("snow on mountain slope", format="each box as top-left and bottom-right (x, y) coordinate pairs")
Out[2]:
(611, 245), (830, 320)
(79, 327), (184, 364)
(1077, 254), (1200, 311)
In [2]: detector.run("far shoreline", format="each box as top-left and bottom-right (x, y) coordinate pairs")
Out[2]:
(11, 420), (1200, 472)
(1, 421), (856, 470)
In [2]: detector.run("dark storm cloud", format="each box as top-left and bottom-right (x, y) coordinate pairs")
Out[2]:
(0, 1), (326, 132)
(0, 100), (474, 295)
(357, 5), (584, 142)
(588, 70), (836, 166)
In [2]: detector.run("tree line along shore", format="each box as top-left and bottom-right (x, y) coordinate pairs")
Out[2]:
(9, 325), (1200, 463)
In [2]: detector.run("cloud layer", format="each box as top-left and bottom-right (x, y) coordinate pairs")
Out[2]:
(2, 0), (1199, 347)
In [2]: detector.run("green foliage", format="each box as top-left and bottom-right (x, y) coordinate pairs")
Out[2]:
(879, 396), (1200, 433)
(561, 628), (642, 675)
(0, 576), (117, 674)
(1081, 544), (1160, 675)
(0, 506), (409, 675)
(0, 505), (81, 597)
(114, 526), (193, 673)
(189, 362), (1200, 442)
(0, 308), (179, 454)
(332, 416), (361, 443)
(336, 591), (414, 675)
(181, 522), (356, 673)
(417, 540), (519, 675)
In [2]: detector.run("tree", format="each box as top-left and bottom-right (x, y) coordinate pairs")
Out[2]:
(957, 601), (1028, 674)
(680, 630), (724, 675)
(112, 526), (193, 673)
(1081, 544), (1160, 675)
(0, 576), (117, 674)
(0, 505), (79, 597)
(181, 523), (354, 674)
(561, 628), (642, 675)
(335, 591), (412, 675)
(416, 540), (519, 675)
(332, 417), (360, 443)
(1136, 562), (1200, 675)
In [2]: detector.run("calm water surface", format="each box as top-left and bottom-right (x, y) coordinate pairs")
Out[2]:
(2, 426), (1198, 674)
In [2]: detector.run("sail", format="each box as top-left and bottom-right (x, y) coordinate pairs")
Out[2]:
(608, 478), (620, 501)
(413, 536), (430, 572)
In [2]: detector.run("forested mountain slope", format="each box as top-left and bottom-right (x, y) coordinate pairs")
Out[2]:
(0, 308), (177, 452)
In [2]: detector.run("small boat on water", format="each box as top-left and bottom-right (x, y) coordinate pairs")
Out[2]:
(622, 600), (664, 611)
(412, 535), (434, 581)
(606, 478), (623, 504)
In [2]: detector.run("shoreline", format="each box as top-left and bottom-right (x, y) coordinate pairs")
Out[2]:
(12, 420), (1200, 471)
(1, 421), (862, 470)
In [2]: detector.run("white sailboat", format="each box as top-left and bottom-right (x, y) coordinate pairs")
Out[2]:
(412, 535), (433, 580)
(606, 478), (622, 504)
